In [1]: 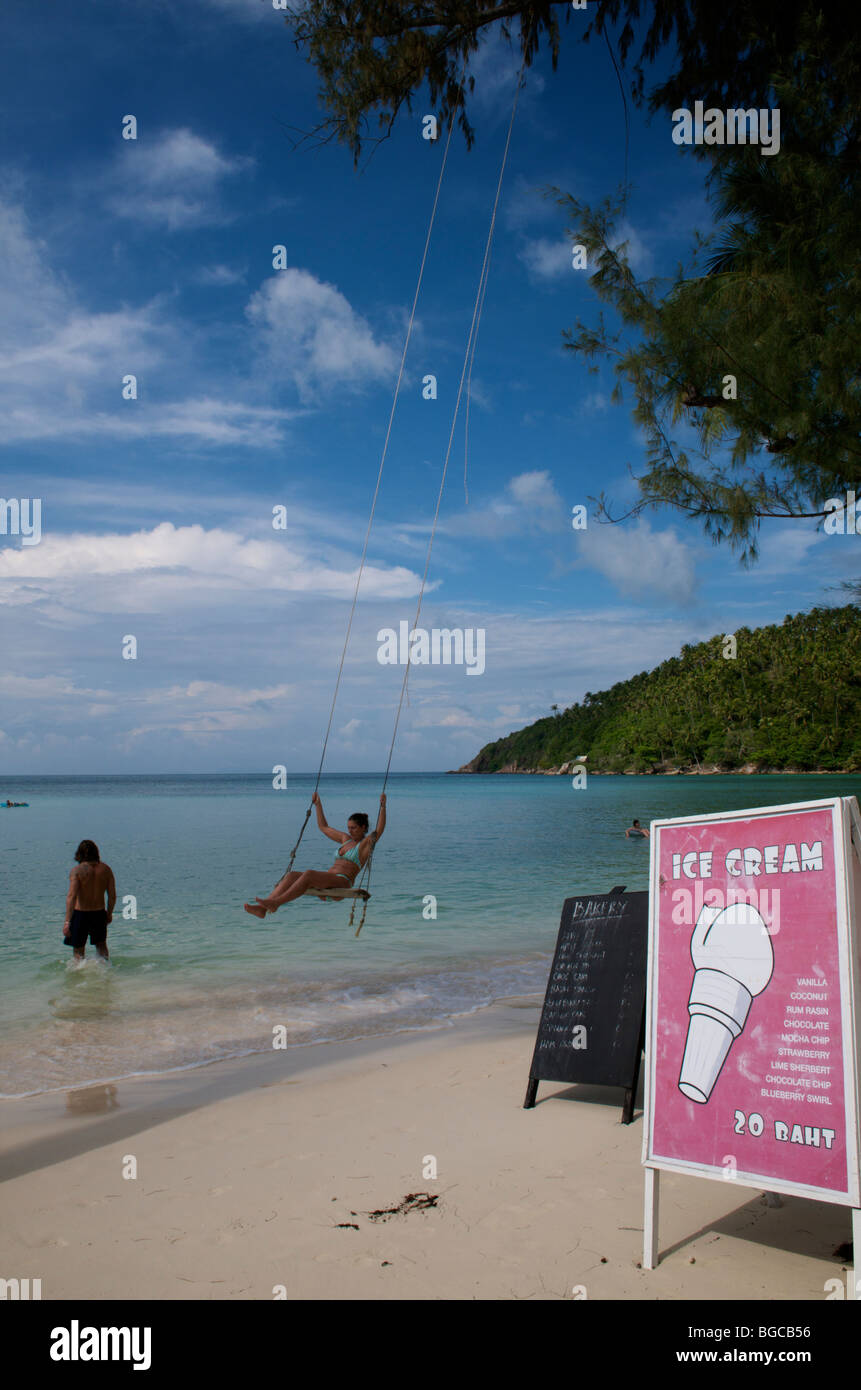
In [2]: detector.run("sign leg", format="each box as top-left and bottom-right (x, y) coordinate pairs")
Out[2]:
(523, 1077), (538, 1110)
(643, 1166), (660, 1270)
(852, 1209), (861, 1301)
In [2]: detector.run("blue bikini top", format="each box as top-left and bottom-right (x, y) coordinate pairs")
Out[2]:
(337, 840), (363, 866)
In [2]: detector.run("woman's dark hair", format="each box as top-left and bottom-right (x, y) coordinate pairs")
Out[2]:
(75, 840), (100, 863)
(632, 819), (640, 827)
(348, 813), (369, 831)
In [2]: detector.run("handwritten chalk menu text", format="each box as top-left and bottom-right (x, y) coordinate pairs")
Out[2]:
(644, 797), (861, 1206)
(524, 889), (648, 1122)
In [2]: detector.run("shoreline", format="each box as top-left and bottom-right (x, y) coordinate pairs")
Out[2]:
(0, 949), (556, 1102)
(0, 991), (524, 1107)
(448, 767), (857, 776)
(0, 992), (543, 1153)
(1, 993), (851, 1300)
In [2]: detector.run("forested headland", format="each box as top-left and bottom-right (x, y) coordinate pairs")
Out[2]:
(455, 606), (861, 775)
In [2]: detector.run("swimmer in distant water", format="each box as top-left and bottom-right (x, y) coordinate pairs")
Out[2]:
(625, 819), (649, 839)
(63, 840), (117, 960)
(244, 792), (386, 917)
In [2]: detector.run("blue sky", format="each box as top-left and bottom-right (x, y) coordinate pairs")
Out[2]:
(0, 0), (855, 775)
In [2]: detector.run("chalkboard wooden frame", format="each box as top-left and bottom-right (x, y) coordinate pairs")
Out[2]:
(524, 886), (648, 1124)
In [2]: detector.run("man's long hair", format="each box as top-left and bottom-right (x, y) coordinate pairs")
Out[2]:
(74, 840), (100, 863)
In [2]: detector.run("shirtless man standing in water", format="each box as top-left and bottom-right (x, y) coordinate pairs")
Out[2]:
(63, 840), (116, 960)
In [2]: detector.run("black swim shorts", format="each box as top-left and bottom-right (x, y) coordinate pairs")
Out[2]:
(67, 908), (109, 948)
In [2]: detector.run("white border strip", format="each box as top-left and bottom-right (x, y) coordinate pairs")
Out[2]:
(643, 796), (860, 1207)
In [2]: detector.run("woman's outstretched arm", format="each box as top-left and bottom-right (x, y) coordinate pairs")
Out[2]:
(313, 792), (346, 844)
(372, 792), (387, 844)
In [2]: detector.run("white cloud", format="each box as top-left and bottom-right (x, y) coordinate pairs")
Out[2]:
(1, 398), (295, 447)
(435, 469), (566, 539)
(470, 35), (546, 113)
(106, 129), (253, 230)
(610, 220), (653, 275)
(508, 470), (561, 511)
(0, 201), (69, 343)
(0, 522), (426, 609)
(196, 0), (271, 18)
(413, 707), (485, 730)
(0, 675), (292, 734)
(464, 377), (492, 411)
(505, 175), (561, 232)
(580, 391), (609, 413)
(196, 264), (247, 286)
(0, 568), (740, 772)
(520, 222), (651, 282)
(0, 198), (296, 447)
(152, 680), (293, 709)
(0, 201), (166, 403)
(518, 236), (572, 281)
(748, 522), (828, 577)
(0, 674), (113, 701)
(124, 680), (295, 738)
(573, 518), (697, 600)
(24, 480), (373, 555)
(0, 306), (164, 386)
(247, 268), (399, 401)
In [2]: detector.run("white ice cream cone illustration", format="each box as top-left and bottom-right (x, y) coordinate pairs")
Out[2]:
(679, 902), (774, 1103)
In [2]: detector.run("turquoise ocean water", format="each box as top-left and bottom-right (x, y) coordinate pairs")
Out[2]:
(2, 772), (859, 1097)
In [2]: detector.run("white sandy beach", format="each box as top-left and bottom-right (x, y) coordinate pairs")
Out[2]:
(0, 998), (851, 1301)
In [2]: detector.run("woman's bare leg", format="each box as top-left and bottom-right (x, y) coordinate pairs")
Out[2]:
(256, 870), (346, 913)
(271, 870), (302, 897)
(244, 871), (301, 917)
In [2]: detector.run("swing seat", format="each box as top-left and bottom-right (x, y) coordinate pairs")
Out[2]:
(308, 887), (371, 903)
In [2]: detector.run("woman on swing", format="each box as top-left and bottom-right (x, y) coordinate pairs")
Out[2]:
(244, 792), (386, 917)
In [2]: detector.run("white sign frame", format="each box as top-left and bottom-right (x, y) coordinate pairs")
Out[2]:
(641, 795), (861, 1286)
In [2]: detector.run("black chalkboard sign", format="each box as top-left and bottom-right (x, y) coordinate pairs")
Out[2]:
(524, 887), (648, 1123)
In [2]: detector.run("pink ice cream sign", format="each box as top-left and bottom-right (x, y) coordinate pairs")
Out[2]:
(644, 798), (861, 1204)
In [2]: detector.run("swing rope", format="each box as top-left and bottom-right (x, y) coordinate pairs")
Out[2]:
(462, 198), (495, 506)
(282, 111), (457, 881)
(351, 39), (531, 937)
